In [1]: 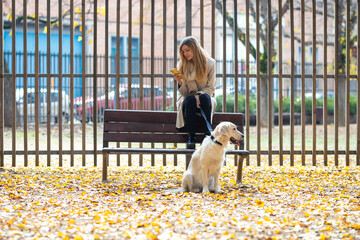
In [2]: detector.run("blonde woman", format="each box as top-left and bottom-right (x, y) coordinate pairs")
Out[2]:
(172, 36), (216, 149)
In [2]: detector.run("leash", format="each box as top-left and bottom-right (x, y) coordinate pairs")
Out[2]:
(199, 107), (222, 146)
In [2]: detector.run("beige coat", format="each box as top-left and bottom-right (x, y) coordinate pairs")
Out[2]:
(176, 57), (217, 129)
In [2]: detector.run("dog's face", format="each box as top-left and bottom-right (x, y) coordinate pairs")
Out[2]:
(213, 122), (244, 146)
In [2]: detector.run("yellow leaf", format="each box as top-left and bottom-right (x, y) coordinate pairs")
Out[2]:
(350, 224), (360, 230)
(9, 31), (12, 36)
(74, 235), (83, 240)
(151, 222), (160, 227)
(79, 26), (82, 32)
(30, 14), (36, 18)
(68, 219), (75, 224)
(94, 234), (100, 240)
(89, 38), (93, 45)
(304, 212), (310, 217)
(58, 232), (64, 237)
(185, 212), (192, 218)
(75, 8), (82, 13)
(319, 233), (326, 240)
(325, 225), (332, 231)
(146, 232), (157, 240)
(340, 194), (350, 198)
(265, 207), (274, 213)
(212, 222), (217, 227)
(274, 229), (281, 234)
(74, 22), (79, 29)
(78, 36), (82, 42)
(43, 26), (47, 33)
(7, 13), (12, 21)
(197, 218), (203, 223)
(242, 215), (249, 220)
(17, 223), (25, 228)
(101, 7), (106, 16)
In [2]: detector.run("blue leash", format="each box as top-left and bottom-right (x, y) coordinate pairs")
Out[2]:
(199, 107), (222, 146)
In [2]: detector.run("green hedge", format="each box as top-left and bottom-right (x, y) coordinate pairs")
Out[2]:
(215, 94), (257, 114)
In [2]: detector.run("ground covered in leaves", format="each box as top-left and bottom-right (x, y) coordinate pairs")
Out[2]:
(1, 165), (360, 240)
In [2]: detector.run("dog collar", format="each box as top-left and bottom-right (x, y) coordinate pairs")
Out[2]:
(210, 135), (223, 146)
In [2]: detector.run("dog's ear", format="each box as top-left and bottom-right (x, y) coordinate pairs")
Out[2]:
(215, 122), (229, 137)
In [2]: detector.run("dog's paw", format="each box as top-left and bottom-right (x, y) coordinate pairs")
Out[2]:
(202, 188), (210, 193)
(214, 189), (223, 194)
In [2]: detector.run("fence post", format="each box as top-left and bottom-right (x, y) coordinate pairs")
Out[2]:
(186, 0), (192, 36)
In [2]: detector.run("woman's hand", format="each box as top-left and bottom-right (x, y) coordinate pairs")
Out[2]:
(195, 94), (200, 108)
(173, 73), (183, 85)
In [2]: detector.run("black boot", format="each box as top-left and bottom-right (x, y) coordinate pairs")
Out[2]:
(186, 134), (196, 149)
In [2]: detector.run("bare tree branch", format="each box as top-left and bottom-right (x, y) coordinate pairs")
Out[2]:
(215, 0), (257, 59)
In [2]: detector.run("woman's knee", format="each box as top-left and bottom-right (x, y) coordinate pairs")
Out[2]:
(183, 95), (196, 107)
(199, 94), (211, 106)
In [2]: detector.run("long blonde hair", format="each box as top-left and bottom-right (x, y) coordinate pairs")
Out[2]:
(178, 36), (208, 84)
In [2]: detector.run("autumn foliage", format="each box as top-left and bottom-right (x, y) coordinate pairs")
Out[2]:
(0, 162), (359, 239)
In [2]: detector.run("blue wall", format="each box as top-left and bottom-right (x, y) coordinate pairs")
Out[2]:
(4, 30), (82, 55)
(4, 30), (83, 98)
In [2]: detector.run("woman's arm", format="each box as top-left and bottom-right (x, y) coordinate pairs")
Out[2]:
(196, 58), (216, 96)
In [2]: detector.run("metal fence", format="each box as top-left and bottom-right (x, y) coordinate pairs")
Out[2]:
(8, 50), (359, 124)
(0, 0), (359, 168)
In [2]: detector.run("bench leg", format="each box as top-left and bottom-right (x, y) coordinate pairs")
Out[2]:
(186, 154), (191, 170)
(102, 152), (109, 183)
(236, 156), (245, 184)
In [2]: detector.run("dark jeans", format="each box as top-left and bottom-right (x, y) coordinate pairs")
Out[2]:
(182, 94), (212, 135)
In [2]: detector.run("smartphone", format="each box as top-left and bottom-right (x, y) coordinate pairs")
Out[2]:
(170, 68), (182, 77)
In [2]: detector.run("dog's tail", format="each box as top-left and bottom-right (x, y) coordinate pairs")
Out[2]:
(165, 187), (185, 194)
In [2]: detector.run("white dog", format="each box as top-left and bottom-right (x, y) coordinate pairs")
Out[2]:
(182, 122), (244, 193)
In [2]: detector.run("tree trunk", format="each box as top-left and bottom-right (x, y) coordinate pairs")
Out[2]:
(4, 60), (20, 127)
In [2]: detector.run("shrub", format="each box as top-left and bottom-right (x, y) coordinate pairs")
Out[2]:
(275, 95), (357, 116)
(215, 94), (256, 114)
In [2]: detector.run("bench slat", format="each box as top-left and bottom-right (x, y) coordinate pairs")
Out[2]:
(104, 122), (177, 133)
(103, 132), (205, 143)
(103, 147), (250, 155)
(105, 110), (177, 124)
(104, 110), (244, 128)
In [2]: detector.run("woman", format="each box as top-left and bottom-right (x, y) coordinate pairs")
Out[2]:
(172, 36), (216, 149)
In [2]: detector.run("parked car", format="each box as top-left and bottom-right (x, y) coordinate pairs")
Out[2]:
(74, 85), (172, 122)
(16, 88), (71, 123)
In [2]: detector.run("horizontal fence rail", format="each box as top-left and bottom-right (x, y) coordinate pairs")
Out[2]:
(0, 0), (359, 168)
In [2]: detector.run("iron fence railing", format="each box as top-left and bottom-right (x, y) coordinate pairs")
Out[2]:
(0, 0), (359, 168)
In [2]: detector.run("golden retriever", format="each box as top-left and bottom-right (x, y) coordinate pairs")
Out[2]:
(182, 122), (244, 193)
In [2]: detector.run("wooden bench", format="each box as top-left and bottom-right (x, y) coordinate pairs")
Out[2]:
(102, 110), (250, 185)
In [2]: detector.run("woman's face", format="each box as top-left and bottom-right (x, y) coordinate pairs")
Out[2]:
(181, 44), (194, 61)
